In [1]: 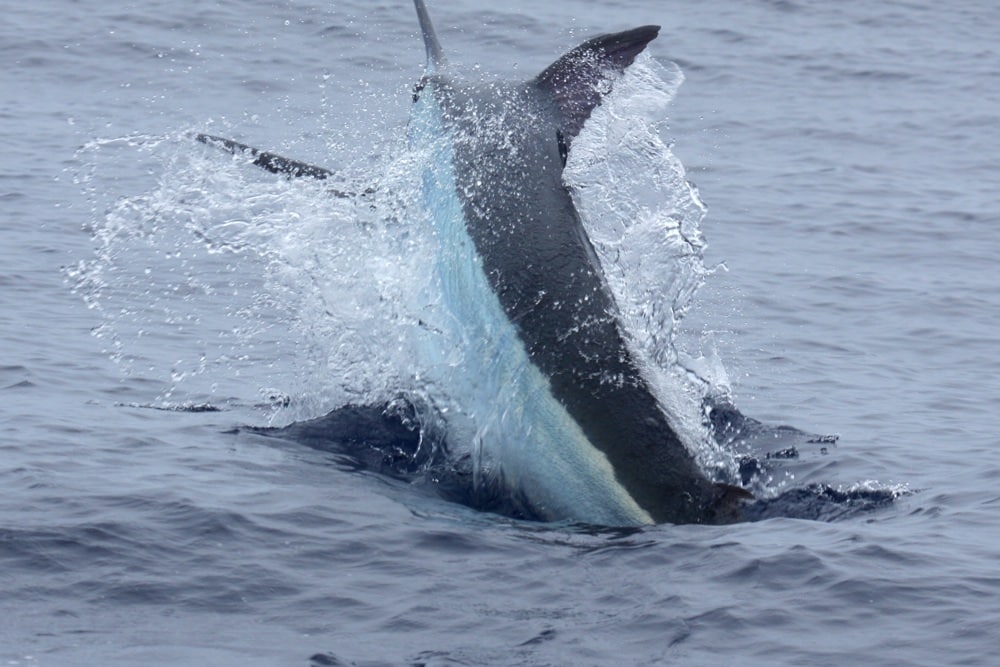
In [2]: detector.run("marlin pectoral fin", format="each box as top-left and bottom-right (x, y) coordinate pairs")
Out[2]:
(194, 133), (334, 181)
(414, 0), (446, 72)
(534, 25), (660, 144)
(194, 133), (375, 200)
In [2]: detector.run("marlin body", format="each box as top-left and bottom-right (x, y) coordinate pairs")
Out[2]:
(403, 1), (747, 525)
(202, 2), (751, 525)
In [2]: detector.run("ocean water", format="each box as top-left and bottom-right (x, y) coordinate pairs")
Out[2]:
(3, 0), (1000, 665)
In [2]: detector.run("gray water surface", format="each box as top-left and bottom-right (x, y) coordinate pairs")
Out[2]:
(3, 1), (999, 665)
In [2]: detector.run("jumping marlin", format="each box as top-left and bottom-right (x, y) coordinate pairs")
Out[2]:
(203, 1), (753, 525)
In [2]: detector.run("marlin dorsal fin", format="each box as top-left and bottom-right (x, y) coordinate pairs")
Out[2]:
(414, 0), (446, 72)
(535, 25), (660, 144)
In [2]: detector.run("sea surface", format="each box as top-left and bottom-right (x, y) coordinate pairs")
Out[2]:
(3, 0), (999, 665)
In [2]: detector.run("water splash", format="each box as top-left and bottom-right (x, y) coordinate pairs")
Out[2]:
(70, 131), (395, 416)
(565, 55), (733, 476)
(70, 56), (742, 483)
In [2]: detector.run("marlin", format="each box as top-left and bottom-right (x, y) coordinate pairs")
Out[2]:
(203, 1), (753, 525)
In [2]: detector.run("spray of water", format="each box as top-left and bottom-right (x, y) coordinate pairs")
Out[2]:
(565, 55), (732, 475)
(70, 55), (739, 480)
